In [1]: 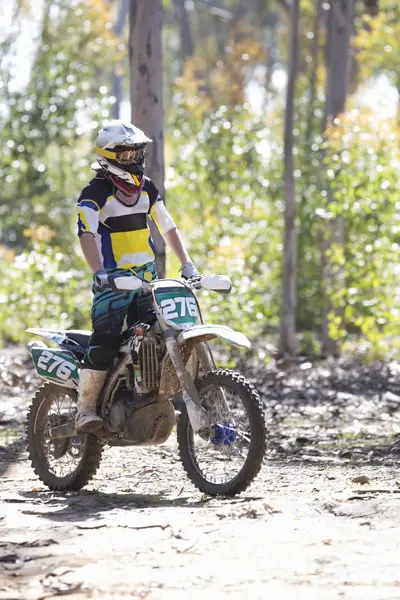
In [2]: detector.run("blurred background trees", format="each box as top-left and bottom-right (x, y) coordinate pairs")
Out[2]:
(1, 0), (400, 360)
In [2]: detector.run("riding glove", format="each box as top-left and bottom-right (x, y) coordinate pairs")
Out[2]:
(93, 270), (143, 293)
(180, 261), (202, 280)
(93, 269), (110, 293)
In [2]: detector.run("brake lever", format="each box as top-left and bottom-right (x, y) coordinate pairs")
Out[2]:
(186, 275), (203, 289)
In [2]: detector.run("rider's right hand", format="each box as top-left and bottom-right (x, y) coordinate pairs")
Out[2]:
(93, 270), (143, 293)
(93, 269), (111, 293)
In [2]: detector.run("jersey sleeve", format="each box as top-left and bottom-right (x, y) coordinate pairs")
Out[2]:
(145, 178), (176, 235)
(150, 199), (177, 235)
(77, 176), (111, 237)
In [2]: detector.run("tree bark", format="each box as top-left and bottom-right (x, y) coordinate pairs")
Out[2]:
(364, 0), (379, 15)
(232, 0), (248, 25)
(173, 0), (194, 59)
(264, 11), (279, 98)
(129, 0), (166, 277)
(305, 0), (322, 146)
(324, 0), (354, 122)
(321, 0), (355, 355)
(278, 0), (300, 356)
(112, 0), (129, 119)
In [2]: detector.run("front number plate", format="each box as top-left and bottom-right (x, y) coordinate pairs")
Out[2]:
(155, 289), (200, 329)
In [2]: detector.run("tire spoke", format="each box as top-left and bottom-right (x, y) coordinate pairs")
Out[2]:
(177, 370), (266, 496)
(26, 384), (103, 491)
(42, 392), (84, 478)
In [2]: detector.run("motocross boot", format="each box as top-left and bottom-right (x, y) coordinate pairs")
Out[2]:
(75, 369), (107, 434)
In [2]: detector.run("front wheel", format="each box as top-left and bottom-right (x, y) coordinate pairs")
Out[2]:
(26, 383), (103, 491)
(177, 369), (266, 496)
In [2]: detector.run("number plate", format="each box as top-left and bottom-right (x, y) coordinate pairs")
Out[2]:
(154, 285), (200, 329)
(31, 348), (79, 388)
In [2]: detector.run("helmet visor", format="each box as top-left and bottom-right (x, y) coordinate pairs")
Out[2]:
(96, 144), (146, 165)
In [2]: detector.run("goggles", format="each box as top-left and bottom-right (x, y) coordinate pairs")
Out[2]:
(96, 145), (146, 165)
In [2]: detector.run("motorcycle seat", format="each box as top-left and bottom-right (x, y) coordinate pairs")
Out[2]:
(65, 330), (91, 348)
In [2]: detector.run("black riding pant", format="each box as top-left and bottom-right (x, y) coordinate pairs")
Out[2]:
(83, 263), (156, 370)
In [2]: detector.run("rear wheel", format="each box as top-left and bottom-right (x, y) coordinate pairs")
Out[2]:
(177, 369), (266, 496)
(26, 383), (103, 491)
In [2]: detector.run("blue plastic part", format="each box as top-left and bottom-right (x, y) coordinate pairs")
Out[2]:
(210, 423), (237, 446)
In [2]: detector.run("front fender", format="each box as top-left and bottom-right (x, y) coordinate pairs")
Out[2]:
(176, 324), (251, 349)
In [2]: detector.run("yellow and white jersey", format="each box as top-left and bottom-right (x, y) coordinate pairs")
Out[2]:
(77, 174), (176, 269)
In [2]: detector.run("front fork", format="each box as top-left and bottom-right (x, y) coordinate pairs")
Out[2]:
(164, 334), (210, 434)
(196, 341), (231, 425)
(196, 340), (216, 372)
(165, 335), (230, 434)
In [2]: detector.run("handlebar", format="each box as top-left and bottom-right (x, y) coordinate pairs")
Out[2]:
(112, 274), (232, 294)
(196, 275), (232, 293)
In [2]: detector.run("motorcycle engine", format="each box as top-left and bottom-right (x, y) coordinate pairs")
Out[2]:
(108, 382), (147, 432)
(107, 380), (175, 445)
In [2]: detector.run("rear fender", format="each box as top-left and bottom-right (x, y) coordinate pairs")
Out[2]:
(25, 327), (91, 347)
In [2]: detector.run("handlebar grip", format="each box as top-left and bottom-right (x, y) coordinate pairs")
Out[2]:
(112, 276), (143, 291)
(200, 275), (232, 293)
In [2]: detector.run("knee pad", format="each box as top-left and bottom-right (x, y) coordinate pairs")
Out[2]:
(84, 332), (121, 370)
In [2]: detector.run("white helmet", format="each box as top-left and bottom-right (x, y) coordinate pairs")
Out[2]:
(95, 120), (152, 194)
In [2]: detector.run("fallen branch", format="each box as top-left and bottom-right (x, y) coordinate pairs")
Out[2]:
(76, 522), (176, 533)
(351, 489), (400, 495)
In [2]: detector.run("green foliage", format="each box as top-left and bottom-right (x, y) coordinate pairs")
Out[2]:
(1, 0), (400, 361)
(0, 238), (91, 342)
(355, 1), (400, 92)
(0, 0), (116, 342)
(297, 331), (320, 357)
(167, 100), (283, 337)
(323, 108), (400, 346)
(0, 0), (119, 250)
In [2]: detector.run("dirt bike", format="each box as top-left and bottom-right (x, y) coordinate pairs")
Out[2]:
(25, 274), (266, 496)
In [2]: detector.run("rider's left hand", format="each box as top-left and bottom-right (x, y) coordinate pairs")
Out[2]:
(180, 261), (202, 280)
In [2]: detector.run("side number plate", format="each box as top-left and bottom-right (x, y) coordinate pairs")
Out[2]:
(31, 348), (78, 388)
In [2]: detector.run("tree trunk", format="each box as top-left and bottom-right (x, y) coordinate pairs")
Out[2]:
(173, 0), (194, 59)
(264, 11), (279, 99)
(129, 0), (166, 277)
(232, 0), (248, 25)
(112, 0), (129, 119)
(321, 0), (355, 355)
(325, 0), (354, 121)
(305, 0), (322, 145)
(278, 0), (300, 356)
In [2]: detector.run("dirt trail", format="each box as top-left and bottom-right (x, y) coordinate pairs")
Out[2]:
(1, 346), (400, 599)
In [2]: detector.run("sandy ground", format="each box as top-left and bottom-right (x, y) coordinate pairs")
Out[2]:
(1, 345), (400, 600)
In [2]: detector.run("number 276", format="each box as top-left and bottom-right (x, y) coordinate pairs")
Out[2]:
(37, 351), (75, 381)
(160, 296), (197, 320)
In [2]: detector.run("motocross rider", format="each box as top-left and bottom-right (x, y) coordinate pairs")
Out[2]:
(75, 120), (201, 434)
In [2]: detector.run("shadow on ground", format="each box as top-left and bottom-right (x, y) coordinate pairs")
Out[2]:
(0, 440), (25, 479)
(13, 489), (264, 524)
